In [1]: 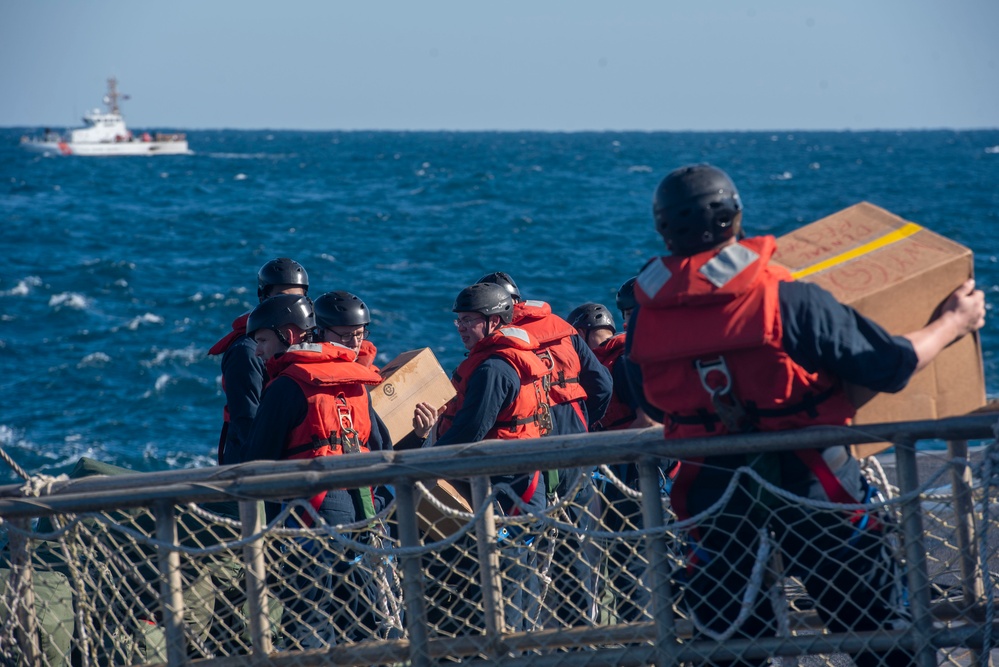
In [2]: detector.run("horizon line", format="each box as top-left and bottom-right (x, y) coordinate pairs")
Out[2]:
(5, 125), (999, 134)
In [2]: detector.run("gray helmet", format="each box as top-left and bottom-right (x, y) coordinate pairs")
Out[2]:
(652, 164), (743, 256)
(453, 283), (514, 324)
(247, 294), (316, 339)
(257, 258), (309, 299)
(616, 277), (637, 315)
(476, 271), (521, 301)
(567, 303), (616, 334)
(314, 291), (370, 328)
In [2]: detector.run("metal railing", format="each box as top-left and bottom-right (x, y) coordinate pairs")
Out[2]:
(0, 413), (995, 666)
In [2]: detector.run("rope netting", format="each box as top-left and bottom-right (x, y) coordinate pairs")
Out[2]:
(0, 437), (997, 666)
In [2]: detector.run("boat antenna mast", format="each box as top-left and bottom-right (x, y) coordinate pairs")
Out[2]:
(103, 77), (130, 115)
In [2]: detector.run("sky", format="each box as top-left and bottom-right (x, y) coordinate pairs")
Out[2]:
(2, 1), (997, 132)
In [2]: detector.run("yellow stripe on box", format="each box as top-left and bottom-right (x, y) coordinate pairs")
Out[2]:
(789, 222), (923, 279)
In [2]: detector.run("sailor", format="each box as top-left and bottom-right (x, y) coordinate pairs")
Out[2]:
(567, 302), (636, 432)
(468, 273), (611, 628)
(208, 257), (309, 466)
(615, 276), (637, 328)
(413, 283), (548, 510)
(476, 272), (613, 444)
(627, 163), (986, 666)
(314, 290), (380, 371)
(411, 282), (550, 632)
(242, 293), (391, 649)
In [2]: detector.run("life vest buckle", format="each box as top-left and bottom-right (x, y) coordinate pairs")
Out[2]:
(536, 401), (553, 435)
(694, 356), (753, 433)
(695, 356), (733, 397)
(335, 393), (363, 454)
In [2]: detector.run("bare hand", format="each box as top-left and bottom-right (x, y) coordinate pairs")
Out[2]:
(941, 278), (986, 337)
(906, 278), (987, 372)
(413, 402), (439, 440)
(630, 407), (662, 430)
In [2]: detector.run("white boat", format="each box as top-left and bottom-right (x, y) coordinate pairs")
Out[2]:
(20, 77), (190, 156)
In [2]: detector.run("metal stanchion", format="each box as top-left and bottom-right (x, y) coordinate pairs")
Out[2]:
(638, 458), (678, 666)
(895, 439), (937, 667)
(239, 500), (273, 656)
(8, 519), (39, 666)
(472, 475), (505, 657)
(395, 481), (431, 667)
(155, 501), (187, 665)
(948, 439), (986, 667)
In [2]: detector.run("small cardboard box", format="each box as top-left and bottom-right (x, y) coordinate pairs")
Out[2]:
(771, 202), (985, 458)
(369, 348), (457, 446)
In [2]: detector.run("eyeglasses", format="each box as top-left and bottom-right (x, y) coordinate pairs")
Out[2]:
(325, 326), (368, 344)
(453, 316), (485, 330)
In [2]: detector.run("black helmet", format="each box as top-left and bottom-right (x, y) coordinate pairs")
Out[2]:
(257, 258), (309, 299)
(567, 303), (616, 334)
(616, 277), (637, 314)
(476, 271), (521, 301)
(453, 283), (514, 324)
(652, 164), (743, 256)
(314, 291), (370, 328)
(247, 294), (316, 338)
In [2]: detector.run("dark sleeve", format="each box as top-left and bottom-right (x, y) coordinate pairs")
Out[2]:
(367, 402), (393, 452)
(434, 357), (520, 447)
(243, 376), (307, 463)
(623, 304), (666, 422)
(779, 281), (918, 393)
(394, 431), (425, 451)
(611, 355), (637, 409)
(220, 339), (266, 448)
(572, 335), (613, 427)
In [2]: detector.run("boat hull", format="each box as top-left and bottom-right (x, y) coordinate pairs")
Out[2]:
(21, 140), (191, 156)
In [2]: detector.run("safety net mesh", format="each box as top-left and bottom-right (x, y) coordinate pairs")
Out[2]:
(0, 434), (997, 666)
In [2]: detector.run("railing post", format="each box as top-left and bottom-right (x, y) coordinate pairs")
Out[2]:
(947, 439), (986, 667)
(396, 481), (431, 667)
(8, 518), (40, 666)
(894, 439), (937, 667)
(154, 500), (187, 665)
(638, 458), (678, 666)
(239, 499), (273, 656)
(471, 475), (505, 657)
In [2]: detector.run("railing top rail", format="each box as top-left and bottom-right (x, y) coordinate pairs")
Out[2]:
(0, 413), (994, 519)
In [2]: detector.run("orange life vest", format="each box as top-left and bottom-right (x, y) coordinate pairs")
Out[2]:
(629, 236), (856, 438)
(266, 342), (383, 523)
(591, 333), (637, 431)
(437, 325), (551, 441)
(512, 300), (588, 408)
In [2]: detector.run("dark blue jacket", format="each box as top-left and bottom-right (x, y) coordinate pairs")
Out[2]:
(219, 336), (265, 465)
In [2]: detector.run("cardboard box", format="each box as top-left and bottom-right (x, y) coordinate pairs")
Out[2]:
(771, 202), (985, 457)
(369, 348), (457, 446)
(416, 479), (474, 542)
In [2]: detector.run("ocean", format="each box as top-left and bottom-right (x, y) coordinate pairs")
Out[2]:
(2, 128), (998, 483)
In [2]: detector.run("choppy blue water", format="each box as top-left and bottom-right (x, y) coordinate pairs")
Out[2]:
(2, 128), (998, 483)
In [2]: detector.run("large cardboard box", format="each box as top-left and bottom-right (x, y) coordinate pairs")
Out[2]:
(771, 202), (985, 457)
(369, 347), (457, 446)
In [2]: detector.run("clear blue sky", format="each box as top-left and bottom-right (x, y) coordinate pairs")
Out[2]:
(2, 1), (996, 131)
